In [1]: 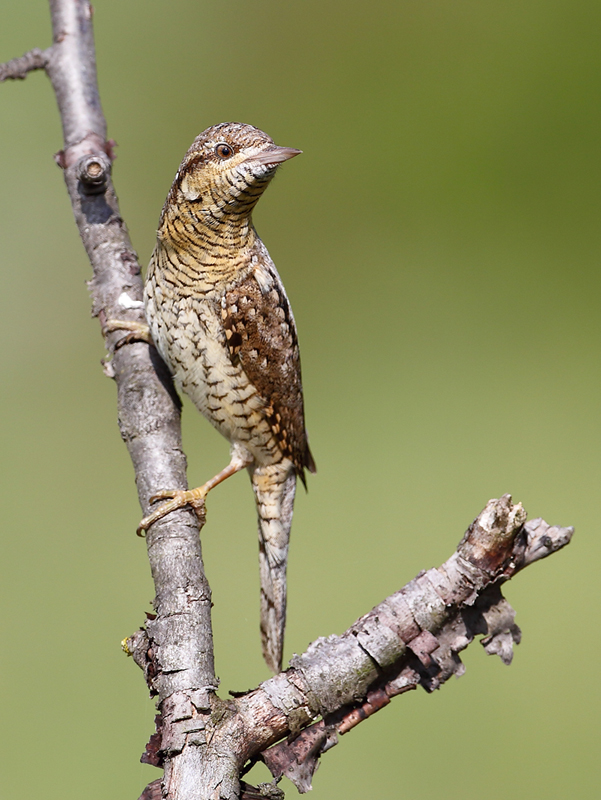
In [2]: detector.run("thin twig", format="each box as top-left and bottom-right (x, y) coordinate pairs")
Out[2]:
(0, 48), (49, 81)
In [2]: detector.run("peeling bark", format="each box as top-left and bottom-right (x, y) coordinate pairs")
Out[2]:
(237, 501), (571, 792)
(123, 495), (571, 797)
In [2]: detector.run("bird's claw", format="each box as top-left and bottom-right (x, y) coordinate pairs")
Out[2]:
(136, 488), (207, 536)
(113, 330), (148, 350)
(104, 319), (153, 349)
(148, 489), (184, 504)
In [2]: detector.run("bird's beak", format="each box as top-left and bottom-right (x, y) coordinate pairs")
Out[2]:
(247, 146), (302, 167)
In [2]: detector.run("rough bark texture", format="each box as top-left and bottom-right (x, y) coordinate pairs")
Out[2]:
(1, 3), (574, 800)
(124, 494), (572, 797)
(1, 2), (217, 798)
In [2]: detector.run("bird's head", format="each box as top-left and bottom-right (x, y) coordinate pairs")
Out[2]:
(165, 122), (301, 227)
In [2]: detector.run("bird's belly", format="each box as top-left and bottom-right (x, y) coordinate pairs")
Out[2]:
(146, 292), (282, 466)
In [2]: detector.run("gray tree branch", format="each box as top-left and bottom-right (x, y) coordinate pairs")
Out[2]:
(1, 4), (574, 800)
(124, 493), (572, 797)
(1, 1), (217, 797)
(0, 47), (49, 81)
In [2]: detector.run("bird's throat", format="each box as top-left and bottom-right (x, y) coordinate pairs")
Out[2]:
(155, 201), (258, 288)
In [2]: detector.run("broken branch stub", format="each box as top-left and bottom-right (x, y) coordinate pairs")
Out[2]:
(258, 495), (573, 793)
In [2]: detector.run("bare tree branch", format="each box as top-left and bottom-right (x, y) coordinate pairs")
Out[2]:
(123, 494), (572, 797)
(2, 4), (574, 800)
(237, 500), (572, 793)
(1, 1), (217, 796)
(0, 47), (49, 81)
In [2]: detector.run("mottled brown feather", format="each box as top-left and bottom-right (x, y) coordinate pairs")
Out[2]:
(221, 273), (316, 482)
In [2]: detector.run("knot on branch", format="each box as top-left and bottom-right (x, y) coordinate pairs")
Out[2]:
(54, 133), (116, 171)
(76, 152), (112, 193)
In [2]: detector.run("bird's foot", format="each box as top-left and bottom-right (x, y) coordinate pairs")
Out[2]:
(137, 487), (208, 536)
(104, 319), (152, 349)
(137, 457), (251, 536)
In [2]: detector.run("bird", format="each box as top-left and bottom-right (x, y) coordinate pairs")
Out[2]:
(114, 122), (315, 673)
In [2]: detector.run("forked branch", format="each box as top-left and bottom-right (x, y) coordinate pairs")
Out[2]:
(124, 494), (572, 797)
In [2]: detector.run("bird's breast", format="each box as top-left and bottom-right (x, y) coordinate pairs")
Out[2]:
(145, 277), (283, 467)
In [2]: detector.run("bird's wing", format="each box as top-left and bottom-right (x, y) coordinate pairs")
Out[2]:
(221, 271), (315, 479)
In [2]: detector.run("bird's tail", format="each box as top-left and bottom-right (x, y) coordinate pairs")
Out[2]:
(250, 462), (296, 673)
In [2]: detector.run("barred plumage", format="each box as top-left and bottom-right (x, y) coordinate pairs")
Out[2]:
(141, 123), (315, 672)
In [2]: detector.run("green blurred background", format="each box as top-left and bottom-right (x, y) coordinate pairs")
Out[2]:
(1, 1), (599, 797)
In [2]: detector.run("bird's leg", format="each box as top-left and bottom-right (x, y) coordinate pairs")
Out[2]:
(137, 452), (253, 536)
(104, 319), (153, 349)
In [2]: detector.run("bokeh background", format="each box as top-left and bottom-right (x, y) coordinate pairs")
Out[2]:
(1, 1), (599, 798)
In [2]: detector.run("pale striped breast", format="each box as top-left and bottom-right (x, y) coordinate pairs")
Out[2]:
(145, 268), (284, 467)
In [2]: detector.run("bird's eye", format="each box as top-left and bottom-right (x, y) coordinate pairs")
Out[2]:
(215, 143), (233, 159)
